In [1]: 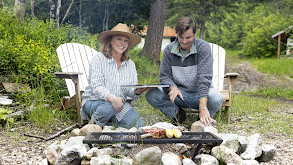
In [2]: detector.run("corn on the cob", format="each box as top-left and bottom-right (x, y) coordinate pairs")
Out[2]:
(172, 129), (182, 138)
(165, 129), (173, 138)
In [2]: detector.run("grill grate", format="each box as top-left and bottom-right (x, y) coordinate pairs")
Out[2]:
(83, 132), (223, 145)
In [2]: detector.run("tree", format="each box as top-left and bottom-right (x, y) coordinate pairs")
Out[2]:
(14, 0), (27, 22)
(166, 0), (234, 39)
(140, 0), (168, 62)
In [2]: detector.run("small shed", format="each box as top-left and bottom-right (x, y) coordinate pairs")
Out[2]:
(137, 26), (177, 51)
(272, 26), (293, 58)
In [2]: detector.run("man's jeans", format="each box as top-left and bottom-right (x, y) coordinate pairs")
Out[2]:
(145, 86), (223, 119)
(82, 100), (144, 128)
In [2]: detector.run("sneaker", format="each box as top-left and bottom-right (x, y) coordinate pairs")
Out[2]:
(172, 107), (187, 125)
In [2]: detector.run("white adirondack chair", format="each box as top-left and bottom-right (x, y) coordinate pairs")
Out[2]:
(209, 43), (239, 123)
(54, 43), (97, 123)
(54, 43), (238, 123)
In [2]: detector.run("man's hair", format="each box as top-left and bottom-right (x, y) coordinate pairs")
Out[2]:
(175, 17), (197, 36)
(100, 35), (130, 62)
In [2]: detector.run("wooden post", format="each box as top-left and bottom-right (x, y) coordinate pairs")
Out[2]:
(277, 35), (281, 59)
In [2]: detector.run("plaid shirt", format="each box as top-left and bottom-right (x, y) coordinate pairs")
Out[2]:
(81, 52), (139, 121)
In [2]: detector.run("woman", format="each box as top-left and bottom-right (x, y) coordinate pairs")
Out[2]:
(81, 23), (149, 128)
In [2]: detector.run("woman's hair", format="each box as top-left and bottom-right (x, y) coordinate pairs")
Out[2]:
(100, 35), (130, 62)
(175, 17), (197, 36)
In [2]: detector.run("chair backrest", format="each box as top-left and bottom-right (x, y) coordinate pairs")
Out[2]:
(210, 43), (225, 91)
(56, 43), (98, 97)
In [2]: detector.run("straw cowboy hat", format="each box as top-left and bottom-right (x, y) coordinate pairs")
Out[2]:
(97, 23), (141, 48)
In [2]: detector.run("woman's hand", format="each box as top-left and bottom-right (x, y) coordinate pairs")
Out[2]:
(107, 93), (124, 112)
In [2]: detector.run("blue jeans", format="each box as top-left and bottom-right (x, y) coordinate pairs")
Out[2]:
(82, 100), (144, 128)
(145, 86), (223, 119)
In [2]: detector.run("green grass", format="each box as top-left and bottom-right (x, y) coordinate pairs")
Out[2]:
(250, 58), (293, 77)
(245, 86), (293, 100)
(217, 94), (293, 137)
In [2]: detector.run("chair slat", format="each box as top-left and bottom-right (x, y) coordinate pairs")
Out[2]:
(56, 43), (97, 97)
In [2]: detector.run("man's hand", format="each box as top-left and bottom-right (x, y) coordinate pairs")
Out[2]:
(199, 97), (212, 126)
(107, 93), (124, 112)
(199, 107), (212, 126)
(168, 86), (183, 103)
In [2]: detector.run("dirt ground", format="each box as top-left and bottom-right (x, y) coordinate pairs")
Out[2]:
(0, 61), (293, 164)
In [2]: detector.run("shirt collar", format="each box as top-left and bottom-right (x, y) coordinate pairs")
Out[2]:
(171, 38), (197, 57)
(107, 57), (127, 66)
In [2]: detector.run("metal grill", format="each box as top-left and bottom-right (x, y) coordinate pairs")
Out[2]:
(83, 132), (222, 144)
(83, 132), (222, 159)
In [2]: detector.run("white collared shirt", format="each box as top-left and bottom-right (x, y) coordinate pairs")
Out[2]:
(81, 52), (139, 121)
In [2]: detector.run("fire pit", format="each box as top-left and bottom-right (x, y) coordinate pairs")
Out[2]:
(83, 132), (223, 159)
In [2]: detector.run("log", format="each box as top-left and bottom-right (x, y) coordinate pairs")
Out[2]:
(24, 123), (78, 141)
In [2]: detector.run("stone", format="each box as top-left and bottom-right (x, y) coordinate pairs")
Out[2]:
(195, 154), (219, 165)
(257, 144), (276, 162)
(240, 133), (262, 160)
(174, 143), (189, 154)
(0, 96), (13, 105)
(161, 152), (181, 165)
(133, 146), (162, 165)
(217, 133), (241, 153)
(44, 141), (63, 156)
(94, 148), (113, 157)
(190, 121), (205, 132)
(71, 128), (81, 136)
(204, 126), (218, 134)
(182, 158), (196, 165)
(152, 122), (178, 130)
(212, 146), (243, 165)
(46, 149), (58, 165)
(111, 157), (132, 165)
(55, 143), (87, 165)
(79, 124), (102, 136)
(63, 136), (86, 150)
(115, 127), (129, 132)
(90, 155), (112, 165)
(81, 159), (90, 165)
(83, 147), (98, 159)
(243, 159), (259, 165)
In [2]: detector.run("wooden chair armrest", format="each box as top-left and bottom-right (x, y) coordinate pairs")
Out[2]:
(54, 72), (83, 79)
(224, 72), (239, 85)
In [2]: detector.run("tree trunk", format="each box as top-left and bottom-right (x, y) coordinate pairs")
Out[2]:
(30, 0), (35, 24)
(103, 0), (111, 31)
(199, 7), (207, 39)
(14, 0), (27, 22)
(199, 20), (206, 39)
(79, 0), (82, 27)
(55, 0), (61, 29)
(49, 0), (56, 26)
(140, 0), (168, 62)
(60, 0), (74, 26)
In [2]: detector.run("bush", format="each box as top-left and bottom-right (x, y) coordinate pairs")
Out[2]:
(0, 7), (99, 99)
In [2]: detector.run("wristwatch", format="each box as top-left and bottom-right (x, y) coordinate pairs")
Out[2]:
(199, 107), (208, 111)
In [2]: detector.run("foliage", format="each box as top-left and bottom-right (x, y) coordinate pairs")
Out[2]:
(130, 48), (160, 84)
(0, 7), (99, 99)
(205, 1), (293, 58)
(240, 4), (292, 58)
(0, 108), (14, 124)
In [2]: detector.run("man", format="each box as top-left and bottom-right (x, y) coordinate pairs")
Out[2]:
(145, 17), (223, 126)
